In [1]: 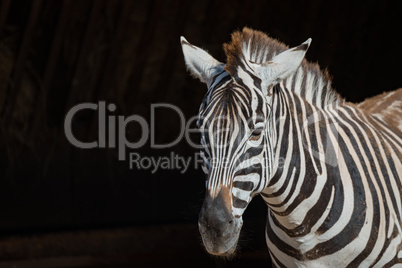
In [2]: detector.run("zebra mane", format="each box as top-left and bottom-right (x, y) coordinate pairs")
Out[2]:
(223, 28), (342, 107)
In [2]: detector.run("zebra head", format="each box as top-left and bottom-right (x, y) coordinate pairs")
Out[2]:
(181, 31), (310, 257)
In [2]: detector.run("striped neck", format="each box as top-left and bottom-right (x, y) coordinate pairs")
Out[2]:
(259, 83), (402, 265)
(261, 84), (340, 229)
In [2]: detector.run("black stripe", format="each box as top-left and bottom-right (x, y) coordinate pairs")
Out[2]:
(304, 112), (369, 260)
(315, 111), (344, 234)
(233, 181), (254, 191)
(232, 196), (248, 208)
(266, 211), (303, 260)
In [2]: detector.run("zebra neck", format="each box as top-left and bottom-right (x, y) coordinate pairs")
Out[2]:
(260, 87), (338, 230)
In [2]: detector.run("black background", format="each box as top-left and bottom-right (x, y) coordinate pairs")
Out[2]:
(0, 0), (401, 267)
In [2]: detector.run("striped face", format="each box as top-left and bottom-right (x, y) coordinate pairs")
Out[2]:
(196, 71), (272, 256)
(198, 72), (272, 214)
(181, 35), (309, 256)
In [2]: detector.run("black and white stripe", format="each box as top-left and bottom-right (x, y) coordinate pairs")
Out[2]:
(182, 27), (402, 267)
(263, 81), (402, 267)
(198, 71), (273, 217)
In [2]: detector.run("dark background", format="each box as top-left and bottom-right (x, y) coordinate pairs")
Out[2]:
(0, 0), (401, 267)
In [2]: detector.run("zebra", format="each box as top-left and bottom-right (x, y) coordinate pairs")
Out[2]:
(180, 27), (402, 267)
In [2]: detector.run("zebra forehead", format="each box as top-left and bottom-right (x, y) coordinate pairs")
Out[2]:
(204, 88), (250, 117)
(208, 79), (268, 112)
(202, 94), (264, 130)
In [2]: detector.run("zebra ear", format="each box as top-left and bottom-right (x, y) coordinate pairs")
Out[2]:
(181, 36), (224, 87)
(253, 38), (312, 87)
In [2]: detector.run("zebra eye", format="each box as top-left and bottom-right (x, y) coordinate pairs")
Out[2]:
(249, 128), (263, 141)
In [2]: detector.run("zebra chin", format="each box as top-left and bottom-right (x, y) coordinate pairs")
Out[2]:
(198, 217), (243, 257)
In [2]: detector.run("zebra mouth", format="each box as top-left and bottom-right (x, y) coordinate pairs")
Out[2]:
(204, 236), (239, 257)
(199, 217), (243, 257)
